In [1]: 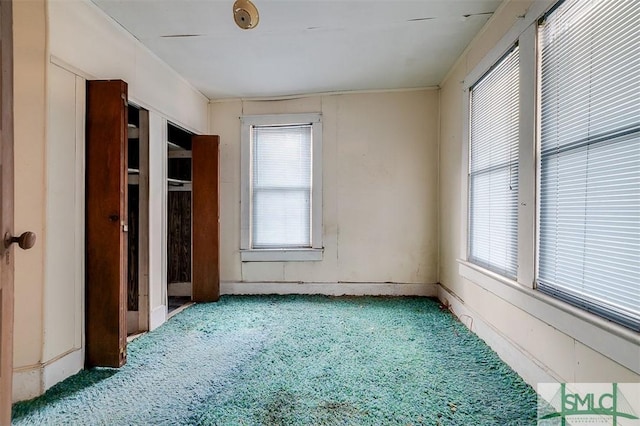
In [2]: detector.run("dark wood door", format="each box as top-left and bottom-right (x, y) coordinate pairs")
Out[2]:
(0, 0), (14, 421)
(192, 135), (220, 302)
(85, 80), (128, 368)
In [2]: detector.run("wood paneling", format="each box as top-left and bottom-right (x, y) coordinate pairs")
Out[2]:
(127, 184), (138, 311)
(192, 136), (219, 302)
(167, 191), (191, 283)
(85, 80), (127, 368)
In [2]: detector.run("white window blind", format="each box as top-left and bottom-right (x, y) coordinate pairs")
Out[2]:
(538, 0), (640, 330)
(469, 46), (520, 278)
(251, 124), (312, 248)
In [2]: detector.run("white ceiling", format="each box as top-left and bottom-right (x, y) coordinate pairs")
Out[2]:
(91, 0), (502, 99)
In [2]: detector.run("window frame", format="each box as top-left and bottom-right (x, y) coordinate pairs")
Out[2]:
(463, 22), (538, 288)
(535, 0), (640, 332)
(240, 113), (323, 262)
(467, 44), (521, 280)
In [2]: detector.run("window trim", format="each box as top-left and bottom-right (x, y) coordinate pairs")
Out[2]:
(461, 0), (555, 288)
(240, 113), (323, 262)
(464, 25), (538, 288)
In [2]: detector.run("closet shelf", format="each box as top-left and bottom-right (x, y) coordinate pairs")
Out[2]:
(128, 124), (139, 140)
(128, 168), (140, 174)
(168, 150), (192, 159)
(167, 178), (191, 186)
(167, 141), (187, 151)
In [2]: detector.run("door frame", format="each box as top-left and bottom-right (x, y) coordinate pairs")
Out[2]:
(126, 105), (150, 334)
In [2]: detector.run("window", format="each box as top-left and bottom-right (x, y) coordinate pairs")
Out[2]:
(537, 0), (640, 330)
(468, 46), (521, 279)
(240, 114), (323, 261)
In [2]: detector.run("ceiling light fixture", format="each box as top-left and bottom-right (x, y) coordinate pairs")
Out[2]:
(233, 0), (259, 30)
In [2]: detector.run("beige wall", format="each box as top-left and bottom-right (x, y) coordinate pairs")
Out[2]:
(12, 0), (47, 399)
(438, 0), (640, 385)
(211, 90), (439, 291)
(12, 0), (208, 401)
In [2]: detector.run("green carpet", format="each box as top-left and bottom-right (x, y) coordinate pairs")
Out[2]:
(12, 295), (537, 425)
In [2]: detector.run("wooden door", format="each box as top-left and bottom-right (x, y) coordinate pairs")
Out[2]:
(0, 0), (13, 421)
(192, 136), (220, 302)
(85, 80), (128, 368)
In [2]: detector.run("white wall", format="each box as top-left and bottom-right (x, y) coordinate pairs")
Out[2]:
(211, 90), (439, 295)
(12, 0), (208, 401)
(438, 0), (640, 386)
(42, 64), (85, 373)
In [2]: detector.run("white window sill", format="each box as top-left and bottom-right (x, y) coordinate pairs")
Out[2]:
(456, 258), (640, 374)
(240, 248), (323, 262)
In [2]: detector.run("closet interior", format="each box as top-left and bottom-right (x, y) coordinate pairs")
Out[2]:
(127, 104), (150, 336)
(167, 122), (194, 315)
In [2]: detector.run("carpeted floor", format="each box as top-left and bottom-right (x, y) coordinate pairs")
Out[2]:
(12, 295), (537, 425)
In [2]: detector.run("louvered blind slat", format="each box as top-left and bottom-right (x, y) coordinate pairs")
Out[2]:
(469, 46), (520, 278)
(538, 0), (640, 331)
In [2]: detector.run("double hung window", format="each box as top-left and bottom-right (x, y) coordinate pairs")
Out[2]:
(240, 114), (323, 261)
(468, 47), (521, 279)
(537, 0), (640, 330)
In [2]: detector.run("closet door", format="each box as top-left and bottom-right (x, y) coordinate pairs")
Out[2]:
(0, 1), (14, 421)
(192, 135), (220, 302)
(85, 80), (128, 367)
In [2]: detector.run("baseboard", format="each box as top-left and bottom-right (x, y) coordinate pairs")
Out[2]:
(149, 304), (167, 331)
(221, 281), (438, 297)
(13, 348), (84, 402)
(42, 348), (84, 393)
(13, 366), (42, 402)
(437, 285), (558, 387)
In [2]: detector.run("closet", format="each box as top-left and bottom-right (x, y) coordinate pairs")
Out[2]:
(166, 124), (221, 311)
(85, 79), (219, 369)
(167, 123), (193, 314)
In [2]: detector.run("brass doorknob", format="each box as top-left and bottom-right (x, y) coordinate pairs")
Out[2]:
(4, 231), (36, 250)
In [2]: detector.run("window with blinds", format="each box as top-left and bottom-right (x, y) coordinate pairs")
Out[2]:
(468, 46), (520, 279)
(538, 0), (640, 330)
(251, 124), (312, 248)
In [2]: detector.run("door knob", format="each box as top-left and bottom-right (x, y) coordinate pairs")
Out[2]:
(4, 231), (36, 250)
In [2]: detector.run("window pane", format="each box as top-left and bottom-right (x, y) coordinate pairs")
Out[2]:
(470, 166), (519, 275)
(469, 46), (520, 278)
(538, 0), (640, 331)
(251, 124), (312, 248)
